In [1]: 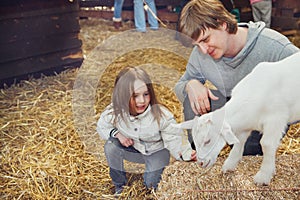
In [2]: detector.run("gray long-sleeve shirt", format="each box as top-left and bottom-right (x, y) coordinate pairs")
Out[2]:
(175, 22), (299, 102)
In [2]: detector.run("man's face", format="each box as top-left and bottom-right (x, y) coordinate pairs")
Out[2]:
(193, 23), (229, 60)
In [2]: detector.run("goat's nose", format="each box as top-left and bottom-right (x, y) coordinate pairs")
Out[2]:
(199, 161), (203, 167)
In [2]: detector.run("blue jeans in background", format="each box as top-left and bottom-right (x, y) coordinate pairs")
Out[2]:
(113, 0), (124, 22)
(133, 0), (159, 32)
(104, 137), (170, 190)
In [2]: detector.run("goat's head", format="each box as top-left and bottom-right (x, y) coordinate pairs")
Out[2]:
(174, 112), (239, 168)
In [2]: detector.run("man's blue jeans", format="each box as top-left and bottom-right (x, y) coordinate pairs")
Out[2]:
(133, 0), (159, 32)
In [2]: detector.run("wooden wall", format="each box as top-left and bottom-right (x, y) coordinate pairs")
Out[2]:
(0, 0), (83, 86)
(233, 0), (300, 32)
(272, 0), (300, 32)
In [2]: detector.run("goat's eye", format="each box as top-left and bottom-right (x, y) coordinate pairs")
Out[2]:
(204, 139), (211, 145)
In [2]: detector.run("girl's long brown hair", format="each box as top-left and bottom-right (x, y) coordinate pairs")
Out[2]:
(112, 66), (163, 126)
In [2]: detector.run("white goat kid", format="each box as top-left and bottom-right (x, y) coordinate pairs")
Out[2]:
(175, 52), (300, 185)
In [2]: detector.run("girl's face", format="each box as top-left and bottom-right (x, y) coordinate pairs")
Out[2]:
(129, 79), (151, 116)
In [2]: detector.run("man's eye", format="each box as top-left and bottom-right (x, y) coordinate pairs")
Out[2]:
(204, 139), (211, 145)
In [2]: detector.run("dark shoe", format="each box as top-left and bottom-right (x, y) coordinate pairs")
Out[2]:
(114, 186), (123, 195)
(243, 131), (263, 156)
(113, 21), (122, 29)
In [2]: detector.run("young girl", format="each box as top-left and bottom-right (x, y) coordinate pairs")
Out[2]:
(97, 66), (196, 194)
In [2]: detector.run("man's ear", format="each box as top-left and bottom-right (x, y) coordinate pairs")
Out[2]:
(221, 121), (239, 145)
(221, 21), (227, 31)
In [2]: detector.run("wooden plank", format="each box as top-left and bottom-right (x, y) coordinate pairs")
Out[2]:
(0, 0), (79, 19)
(80, 0), (114, 7)
(232, 0), (250, 9)
(271, 16), (299, 30)
(0, 60), (82, 87)
(79, 9), (122, 19)
(79, 9), (179, 22)
(0, 48), (83, 80)
(0, 6), (79, 21)
(280, 8), (294, 18)
(79, 0), (182, 8)
(274, 0), (300, 10)
(157, 9), (179, 22)
(0, 12), (80, 44)
(279, 29), (299, 36)
(0, 33), (82, 63)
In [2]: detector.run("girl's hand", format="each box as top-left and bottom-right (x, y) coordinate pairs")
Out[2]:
(115, 132), (134, 147)
(190, 150), (197, 161)
(180, 149), (197, 161)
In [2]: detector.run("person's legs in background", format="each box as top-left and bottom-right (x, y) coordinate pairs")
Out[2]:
(259, 0), (272, 28)
(251, 0), (272, 28)
(113, 0), (125, 29)
(133, 0), (147, 32)
(144, 0), (159, 30)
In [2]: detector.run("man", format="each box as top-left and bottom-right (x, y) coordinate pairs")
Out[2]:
(175, 0), (299, 155)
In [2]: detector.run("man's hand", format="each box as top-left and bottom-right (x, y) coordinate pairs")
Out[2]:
(115, 132), (134, 147)
(186, 79), (219, 115)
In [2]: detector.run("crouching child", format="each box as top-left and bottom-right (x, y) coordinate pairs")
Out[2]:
(97, 66), (196, 195)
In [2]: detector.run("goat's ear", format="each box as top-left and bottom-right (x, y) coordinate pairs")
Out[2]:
(171, 117), (196, 130)
(221, 121), (239, 145)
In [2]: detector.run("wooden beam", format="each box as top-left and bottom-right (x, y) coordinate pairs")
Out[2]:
(0, 12), (80, 44)
(0, 48), (83, 80)
(79, 0), (182, 8)
(271, 16), (300, 30)
(279, 29), (299, 36)
(79, 9), (179, 22)
(0, 33), (82, 63)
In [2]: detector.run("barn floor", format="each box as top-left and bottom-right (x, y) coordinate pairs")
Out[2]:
(0, 18), (299, 199)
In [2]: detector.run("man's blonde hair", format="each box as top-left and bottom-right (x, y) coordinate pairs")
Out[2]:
(179, 0), (238, 40)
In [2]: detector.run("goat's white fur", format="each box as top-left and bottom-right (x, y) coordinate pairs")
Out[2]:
(176, 52), (300, 185)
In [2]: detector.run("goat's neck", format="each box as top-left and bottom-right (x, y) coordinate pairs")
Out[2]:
(222, 100), (244, 131)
